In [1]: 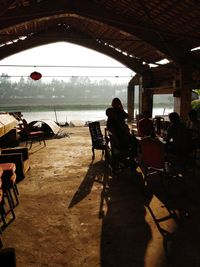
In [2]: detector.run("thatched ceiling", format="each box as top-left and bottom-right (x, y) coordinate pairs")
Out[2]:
(0, 0), (200, 75)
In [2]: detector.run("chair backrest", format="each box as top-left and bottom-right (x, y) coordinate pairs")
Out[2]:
(104, 128), (115, 152)
(153, 116), (164, 135)
(140, 137), (165, 169)
(20, 119), (30, 134)
(88, 121), (104, 145)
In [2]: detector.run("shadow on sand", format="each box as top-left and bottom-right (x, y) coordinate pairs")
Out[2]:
(68, 159), (152, 266)
(67, 157), (200, 266)
(100, 168), (152, 267)
(68, 160), (106, 208)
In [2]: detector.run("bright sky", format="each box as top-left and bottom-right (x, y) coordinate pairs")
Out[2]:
(0, 42), (135, 84)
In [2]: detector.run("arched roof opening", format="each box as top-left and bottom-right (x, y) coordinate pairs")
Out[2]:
(1, 0), (200, 120)
(0, 0), (199, 75)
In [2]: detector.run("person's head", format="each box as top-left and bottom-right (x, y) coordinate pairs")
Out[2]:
(188, 109), (198, 122)
(112, 98), (122, 109)
(143, 110), (151, 119)
(169, 112), (180, 123)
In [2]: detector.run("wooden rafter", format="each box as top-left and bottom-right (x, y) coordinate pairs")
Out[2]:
(0, 0), (191, 63)
(0, 25), (149, 75)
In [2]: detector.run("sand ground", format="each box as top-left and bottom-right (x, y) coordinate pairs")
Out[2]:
(1, 126), (200, 267)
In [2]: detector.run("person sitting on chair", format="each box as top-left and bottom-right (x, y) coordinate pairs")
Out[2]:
(186, 109), (200, 148)
(106, 105), (129, 150)
(164, 112), (191, 165)
(137, 110), (155, 137)
(106, 98), (138, 165)
(107, 98), (137, 152)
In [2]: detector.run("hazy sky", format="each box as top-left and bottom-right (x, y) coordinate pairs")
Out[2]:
(0, 42), (135, 84)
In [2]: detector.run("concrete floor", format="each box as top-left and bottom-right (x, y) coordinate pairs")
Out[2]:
(1, 126), (200, 267)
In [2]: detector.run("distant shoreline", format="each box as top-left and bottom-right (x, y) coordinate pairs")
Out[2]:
(0, 104), (110, 112)
(0, 103), (172, 113)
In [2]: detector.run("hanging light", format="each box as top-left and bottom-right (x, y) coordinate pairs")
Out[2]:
(30, 71), (42, 80)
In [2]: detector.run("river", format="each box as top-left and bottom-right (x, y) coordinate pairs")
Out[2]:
(22, 107), (173, 124)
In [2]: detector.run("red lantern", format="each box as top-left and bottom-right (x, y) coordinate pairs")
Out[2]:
(30, 71), (42, 80)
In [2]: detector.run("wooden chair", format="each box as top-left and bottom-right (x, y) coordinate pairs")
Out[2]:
(19, 119), (46, 149)
(88, 121), (106, 160)
(153, 116), (165, 136)
(0, 163), (18, 231)
(0, 167), (5, 234)
(104, 128), (137, 175)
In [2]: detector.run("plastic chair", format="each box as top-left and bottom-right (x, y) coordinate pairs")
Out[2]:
(140, 137), (181, 244)
(140, 137), (166, 179)
(140, 136), (185, 194)
(88, 121), (106, 160)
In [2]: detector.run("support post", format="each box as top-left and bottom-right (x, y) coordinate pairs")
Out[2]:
(141, 89), (153, 117)
(174, 66), (192, 122)
(127, 79), (135, 122)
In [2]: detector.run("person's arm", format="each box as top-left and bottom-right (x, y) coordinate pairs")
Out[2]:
(117, 109), (128, 121)
(164, 125), (173, 143)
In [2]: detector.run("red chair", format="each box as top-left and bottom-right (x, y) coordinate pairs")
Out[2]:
(139, 137), (180, 244)
(140, 137), (166, 183)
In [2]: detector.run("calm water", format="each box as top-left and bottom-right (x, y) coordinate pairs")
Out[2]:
(23, 107), (173, 124)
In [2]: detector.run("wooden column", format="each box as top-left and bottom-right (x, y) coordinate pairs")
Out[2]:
(141, 89), (153, 117)
(138, 76), (143, 115)
(174, 66), (192, 122)
(127, 79), (135, 122)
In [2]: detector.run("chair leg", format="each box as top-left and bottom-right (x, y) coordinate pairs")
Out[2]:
(14, 183), (19, 195)
(11, 184), (19, 207)
(100, 149), (105, 160)
(1, 190), (15, 231)
(0, 201), (6, 229)
(92, 147), (95, 160)
(43, 138), (46, 147)
(6, 189), (16, 209)
(29, 140), (33, 150)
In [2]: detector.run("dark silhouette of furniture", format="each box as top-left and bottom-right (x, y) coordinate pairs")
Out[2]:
(153, 116), (165, 136)
(0, 147), (30, 183)
(19, 119), (46, 149)
(0, 167), (4, 235)
(88, 121), (106, 160)
(104, 128), (138, 176)
(0, 129), (19, 149)
(0, 247), (16, 267)
(139, 137), (181, 247)
(0, 163), (18, 231)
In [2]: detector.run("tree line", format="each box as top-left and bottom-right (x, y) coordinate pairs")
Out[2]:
(0, 74), (127, 108)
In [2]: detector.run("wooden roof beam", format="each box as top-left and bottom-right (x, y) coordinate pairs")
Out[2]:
(0, 27), (149, 75)
(0, 0), (189, 63)
(0, 0), (18, 16)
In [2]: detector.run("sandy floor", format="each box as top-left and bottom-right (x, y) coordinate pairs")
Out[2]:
(1, 126), (200, 267)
